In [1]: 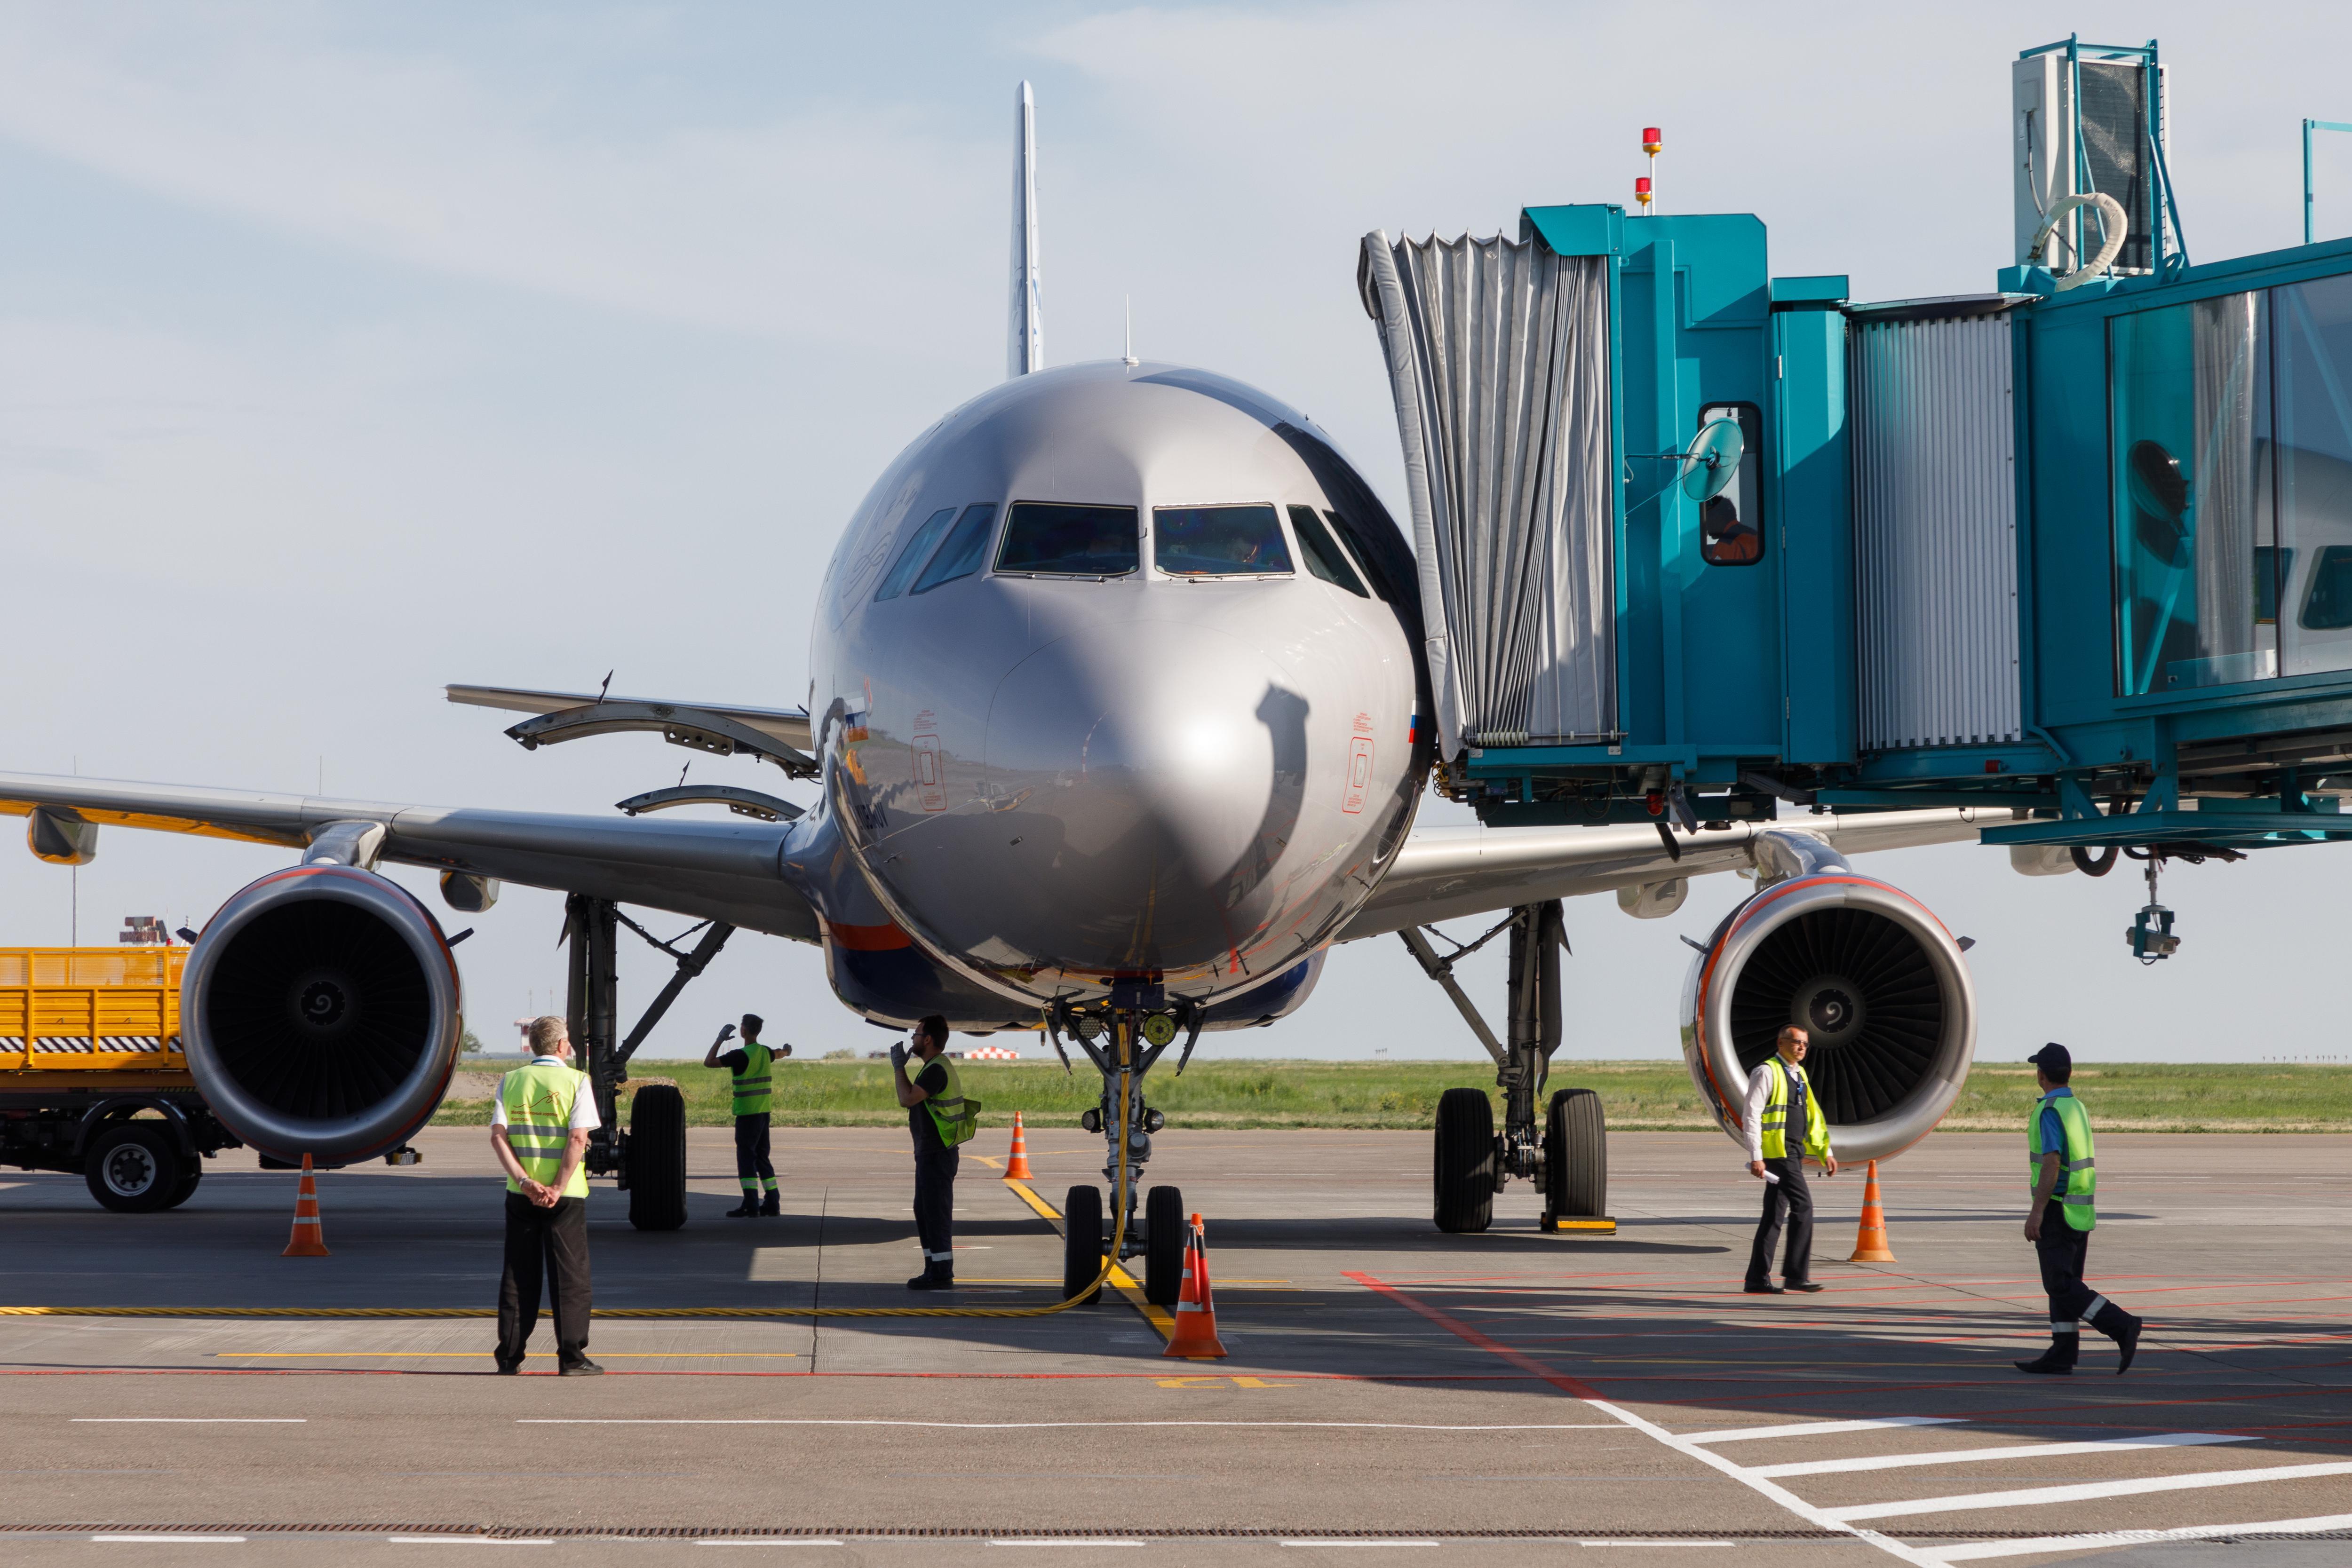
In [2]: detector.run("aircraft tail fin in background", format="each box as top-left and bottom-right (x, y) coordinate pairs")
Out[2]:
(1008, 80), (1042, 379)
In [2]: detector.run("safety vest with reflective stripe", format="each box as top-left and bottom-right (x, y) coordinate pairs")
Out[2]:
(920, 1054), (980, 1148)
(1759, 1055), (1830, 1162)
(731, 1041), (774, 1118)
(501, 1058), (589, 1199)
(2029, 1090), (2096, 1232)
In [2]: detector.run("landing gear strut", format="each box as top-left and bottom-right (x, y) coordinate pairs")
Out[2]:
(1404, 900), (1610, 1234)
(1046, 996), (1198, 1306)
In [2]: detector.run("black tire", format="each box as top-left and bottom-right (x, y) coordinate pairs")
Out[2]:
(1144, 1184), (1186, 1307)
(161, 1157), (203, 1210)
(1545, 1087), (1608, 1220)
(84, 1123), (179, 1213)
(627, 1084), (689, 1232)
(1061, 1184), (1104, 1305)
(1433, 1087), (1496, 1234)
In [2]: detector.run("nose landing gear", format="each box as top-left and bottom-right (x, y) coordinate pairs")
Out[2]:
(1048, 998), (1200, 1306)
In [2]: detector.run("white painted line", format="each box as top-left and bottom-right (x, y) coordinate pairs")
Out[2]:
(73, 1418), (305, 1424)
(987, 1543), (1144, 1548)
(1681, 1417), (1962, 1445)
(1827, 1460), (2352, 1522)
(1749, 1431), (2253, 1479)
(90, 1537), (247, 1544)
(1578, 1546), (1734, 1551)
(1280, 1546), (1445, 1550)
(388, 1539), (553, 1547)
(1925, 1511), (2352, 1562)
(519, 1419), (1615, 1431)
(693, 1544), (844, 1550)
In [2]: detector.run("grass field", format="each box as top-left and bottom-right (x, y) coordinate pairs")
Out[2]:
(430, 1057), (2352, 1133)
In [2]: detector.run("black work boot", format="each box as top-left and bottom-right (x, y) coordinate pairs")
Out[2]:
(2014, 1336), (2078, 1375)
(906, 1271), (956, 1291)
(759, 1189), (780, 1217)
(725, 1196), (759, 1218)
(2092, 1302), (2144, 1375)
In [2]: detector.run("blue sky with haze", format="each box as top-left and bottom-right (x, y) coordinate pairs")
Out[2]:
(3, 2), (2349, 1064)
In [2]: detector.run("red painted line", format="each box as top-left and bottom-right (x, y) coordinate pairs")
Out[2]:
(1341, 1271), (1600, 1399)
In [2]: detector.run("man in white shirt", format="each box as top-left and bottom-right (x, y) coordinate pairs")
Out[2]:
(1743, 1025), (1837, 1296)
(489, 1015), (603, 1375)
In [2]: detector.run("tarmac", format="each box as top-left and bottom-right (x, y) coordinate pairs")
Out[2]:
(0, 1117), (2347, 1568)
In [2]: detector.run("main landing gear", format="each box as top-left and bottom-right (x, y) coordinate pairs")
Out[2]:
(1405, 899), (1610, 1234)
(1047, 996), (1202, 1307)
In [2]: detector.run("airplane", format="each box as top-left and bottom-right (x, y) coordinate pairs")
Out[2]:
(0, 83), (1992, 1304)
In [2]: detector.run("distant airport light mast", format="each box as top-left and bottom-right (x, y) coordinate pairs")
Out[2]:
(1639, 125), (1661, 213)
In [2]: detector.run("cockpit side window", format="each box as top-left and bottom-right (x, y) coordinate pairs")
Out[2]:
(1324, 510), (1399, 605)
(910, 504), (1000, 594)
(1154, 504), (1294, 577)
(874, 507), (958, 601)
(996, 503), (1140, 577)
(1286, 505), (1368, 596)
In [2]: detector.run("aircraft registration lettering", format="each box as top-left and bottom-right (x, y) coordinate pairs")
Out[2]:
(1341, 736), (1374, 815)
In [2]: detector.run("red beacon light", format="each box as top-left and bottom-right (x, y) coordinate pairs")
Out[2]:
(1635, 176), (1653, 209)
(1642, 127), (1662, 156)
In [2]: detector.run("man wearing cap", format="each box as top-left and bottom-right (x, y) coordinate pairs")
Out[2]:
(2017, 1043), (2144, 1375)
(1744, 1025), (1837, 1295)
(489, 1015), (602, 1377)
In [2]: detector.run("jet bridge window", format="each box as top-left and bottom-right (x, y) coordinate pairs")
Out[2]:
(910, 504), (999, 594)
(1696, 403), (1764, 567)
(874, 507), (958, 601)
(995, 502), (1140, 577)
(1286, 505), (1367, 596)
(1154, 504), (1293, 577)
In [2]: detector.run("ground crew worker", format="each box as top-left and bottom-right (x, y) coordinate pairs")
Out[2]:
(2016, 1043), (2144, 1376)
(706, 1013), (787, 1218)
(891, 1013), (978, 1291)
(1744, 1024), (1836, 1295)
(489, 1015), (602, 1376)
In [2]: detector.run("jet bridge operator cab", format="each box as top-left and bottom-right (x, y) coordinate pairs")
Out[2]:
(1364, 35), (2352, 1229)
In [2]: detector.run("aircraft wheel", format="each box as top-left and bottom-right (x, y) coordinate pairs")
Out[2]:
(1433, 1087), (1495, 1234)
(1061, 1184), (1104, 1304)
(84, 1123), (179, 1213)
(1144, 1184), (1185, 1306)
(627, 1084), (689, 1232)
(1545, 1087), (1607, 1220)
(161, 1156), (204, 1210)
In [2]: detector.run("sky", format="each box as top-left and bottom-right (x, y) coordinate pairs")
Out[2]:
(3, 1), (2351, 1067)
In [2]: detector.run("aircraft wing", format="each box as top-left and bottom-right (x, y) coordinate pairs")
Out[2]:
(445, 685), (813, 752)
(1339, 807), (2004, 940)
(0, 772), (818, 941)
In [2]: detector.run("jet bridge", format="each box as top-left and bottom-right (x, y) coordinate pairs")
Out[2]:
(1364, 34), (2352, 958)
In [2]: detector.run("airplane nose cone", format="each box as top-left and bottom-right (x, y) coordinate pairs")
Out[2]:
(981, 621), (1308, 976)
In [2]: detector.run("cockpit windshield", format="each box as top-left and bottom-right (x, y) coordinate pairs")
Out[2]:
(996, 503), (1139, 577)
(1153, 504), (1293, 577)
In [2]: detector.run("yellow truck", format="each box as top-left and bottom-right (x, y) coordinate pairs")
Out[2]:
(0, 946), (240, 1211)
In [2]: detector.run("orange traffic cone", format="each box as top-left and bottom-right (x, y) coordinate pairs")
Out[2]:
(1163, 1212), (1227, 1360)
(1846, 1159), (1896, 1263)
(1003, 1111), (1034, 1181)
(282, 1154), (330, 1257)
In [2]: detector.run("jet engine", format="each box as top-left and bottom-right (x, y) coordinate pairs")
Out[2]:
(1679, 833), (1974, 1164)
(181, 864), (465, 1165)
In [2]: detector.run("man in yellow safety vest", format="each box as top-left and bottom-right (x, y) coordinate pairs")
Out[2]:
(489, 1015), (601, 1376)
(1743, 1025), (1837, 1295)
(2016, 1043), (2143, 1376)
(706, 1013), (788, 1217)
(891, 1013), (979, 1290)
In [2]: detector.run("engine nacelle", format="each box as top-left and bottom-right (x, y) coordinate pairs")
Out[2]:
(182, 864), (464, 1166)
(1679, 838), (1974, 1164)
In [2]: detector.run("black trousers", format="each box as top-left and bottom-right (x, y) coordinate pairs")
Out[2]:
(2034, 1200), (2127, 1360)
(1747, 1157), (1815, 1285)
(497, 1191), (592, 1365)
(734, 1114), (774, 1185)
(913, 1139), (958, 1277)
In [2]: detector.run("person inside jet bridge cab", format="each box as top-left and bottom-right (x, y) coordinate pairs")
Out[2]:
(705, 1014), (787, 1218)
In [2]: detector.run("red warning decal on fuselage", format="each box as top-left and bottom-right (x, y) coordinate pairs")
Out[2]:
(1342, 735), (1375, 814)
(913, 731), (946, 813)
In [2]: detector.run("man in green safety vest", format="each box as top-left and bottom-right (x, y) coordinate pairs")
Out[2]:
(1743, 1025), (1837, 1295)
(891, 1013), (979, 1290)
(706, 1014), (788, 1218)
(2016, 1043), (2144, 1376)
(489, 1015), (602, 1376)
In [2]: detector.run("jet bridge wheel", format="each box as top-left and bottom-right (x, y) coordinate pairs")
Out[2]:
(1144, 1184), (1185, 1307)
(1433, 1087), (1496, 1234)
(1544, 1087), (1607, 1222)
(1062, 1184), (1104, 1305)
(161, 1156), (203, 1210)
(627, 1083), (688, 1232)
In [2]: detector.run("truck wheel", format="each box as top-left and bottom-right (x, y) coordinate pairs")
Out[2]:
(84, 1124), (179, 1213)
(627, 1084), (688, 1232)
(1545, 1087), (1608, 1220)
(1061, 1184), (1104, 1305)
(1433, 1087), (1496, 1234)
(161, 1157), (204, 1210)
(1144, 1184), (1186, 1307)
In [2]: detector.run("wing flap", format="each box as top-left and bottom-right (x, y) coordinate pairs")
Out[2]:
(446, 684), (813, 752)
